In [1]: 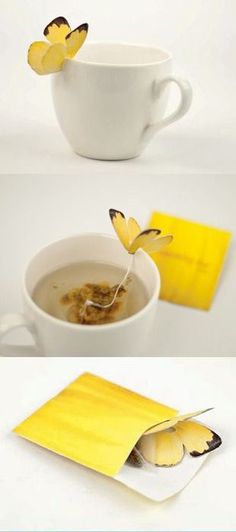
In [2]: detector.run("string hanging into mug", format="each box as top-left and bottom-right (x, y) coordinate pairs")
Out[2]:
(81, 207), (173, 318)
(83, 254), (134, 313)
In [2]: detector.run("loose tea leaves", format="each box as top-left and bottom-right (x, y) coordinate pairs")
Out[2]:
(61, 281), (129, 325)
(33, 261), (148, 325)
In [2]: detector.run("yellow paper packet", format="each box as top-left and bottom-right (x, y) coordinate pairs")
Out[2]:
(148, 212), (232, 310)
(13, 372), (178, 477)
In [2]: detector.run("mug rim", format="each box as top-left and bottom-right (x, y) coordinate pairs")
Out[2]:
(66, 40), (172, 68)
(22, 232), (160, 332)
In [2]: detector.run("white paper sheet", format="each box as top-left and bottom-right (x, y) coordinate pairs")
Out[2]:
(116, 454), (208, 501)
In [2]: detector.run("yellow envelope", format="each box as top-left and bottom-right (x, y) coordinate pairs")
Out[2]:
(13, 372), (178, 477)
(148, 212), (232, 310)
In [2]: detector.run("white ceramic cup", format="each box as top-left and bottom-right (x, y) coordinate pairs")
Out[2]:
(52, 41), (192, 160)
(0, 234), (160, 357)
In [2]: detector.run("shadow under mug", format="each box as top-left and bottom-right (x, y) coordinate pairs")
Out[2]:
(52, 41), (192, 160)
(0, 234), (160, 357)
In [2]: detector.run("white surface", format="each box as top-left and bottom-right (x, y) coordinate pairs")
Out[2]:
(0, 173), (235, 356)
(0, 357), (235, 531)
(0, 0), (236, 173)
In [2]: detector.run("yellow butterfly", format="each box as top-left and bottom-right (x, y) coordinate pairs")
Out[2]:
(109, 208), (173, 254)
(138, 408), (222, 466)
(28, 16), (89, 75)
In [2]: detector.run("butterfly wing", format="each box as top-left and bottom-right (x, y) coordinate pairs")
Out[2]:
(28, 41), (51, 74)
(42, 43), (67, 74)
(44, 16), (71, 44)
(175, 420), (222, 456)
(128, 229), (161, 254)
(143, 234), (173, 253)
(109, 209), (130, 250)
(144, 408), (213, 435)
(127, 217), (141, 243)
(138, 430), (184, 466)
(66, 23), (89, 58)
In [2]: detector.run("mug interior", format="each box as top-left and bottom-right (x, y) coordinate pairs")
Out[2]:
(76, 42), (171, 66)
(25, 233), (160, 308)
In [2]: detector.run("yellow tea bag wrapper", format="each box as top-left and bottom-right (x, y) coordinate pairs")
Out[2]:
(13, 373), (220, 501)
(148, 212), (232, 310)
(14, 372), (177, 477)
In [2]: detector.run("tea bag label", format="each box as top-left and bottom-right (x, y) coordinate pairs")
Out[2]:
(148, 212), (231, 310)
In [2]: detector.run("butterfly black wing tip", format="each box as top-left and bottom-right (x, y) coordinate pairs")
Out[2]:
(79, 23), (89, 32)
(44, 16), (69, 36)
(141, 228), (162, 236)
(190, 431), (222, 457)
(66, 23), (89, 39)
(109, 208), (125, 220)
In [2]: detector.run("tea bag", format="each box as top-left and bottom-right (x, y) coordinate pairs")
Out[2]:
(126, 447), (162, 477)
(126, 447), (156, 473)
(126, 447), (146, 468)
(60, 278), (131, 325)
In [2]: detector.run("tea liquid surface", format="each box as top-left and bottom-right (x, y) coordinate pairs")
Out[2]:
(32, 260), (148, 325)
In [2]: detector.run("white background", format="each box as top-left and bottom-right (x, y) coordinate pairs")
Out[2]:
(0, 356), (235, 531)
(0, 0), (236, 173)
(0, 174), (235, 356)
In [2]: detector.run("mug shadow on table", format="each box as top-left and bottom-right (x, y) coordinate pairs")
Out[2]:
(0, 124), (234, 174)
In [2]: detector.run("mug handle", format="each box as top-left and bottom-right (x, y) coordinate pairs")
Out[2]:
(142, 75), (193, 144)
(0, 313), (39, 356)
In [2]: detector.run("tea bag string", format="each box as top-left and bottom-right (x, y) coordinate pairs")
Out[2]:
(85, 254), (134, 310)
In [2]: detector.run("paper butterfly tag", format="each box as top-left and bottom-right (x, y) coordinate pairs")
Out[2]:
(28, 17), (89, 75)
(148, 212), (232, 310)
(13, 373), (221, 500)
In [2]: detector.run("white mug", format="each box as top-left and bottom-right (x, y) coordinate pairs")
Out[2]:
(52, 41), (192, 160)
(0, 234), (160, 357)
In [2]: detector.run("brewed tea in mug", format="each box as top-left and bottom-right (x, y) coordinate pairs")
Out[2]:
(0, 234), (160, 356)
(33, 261), (148, 325)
